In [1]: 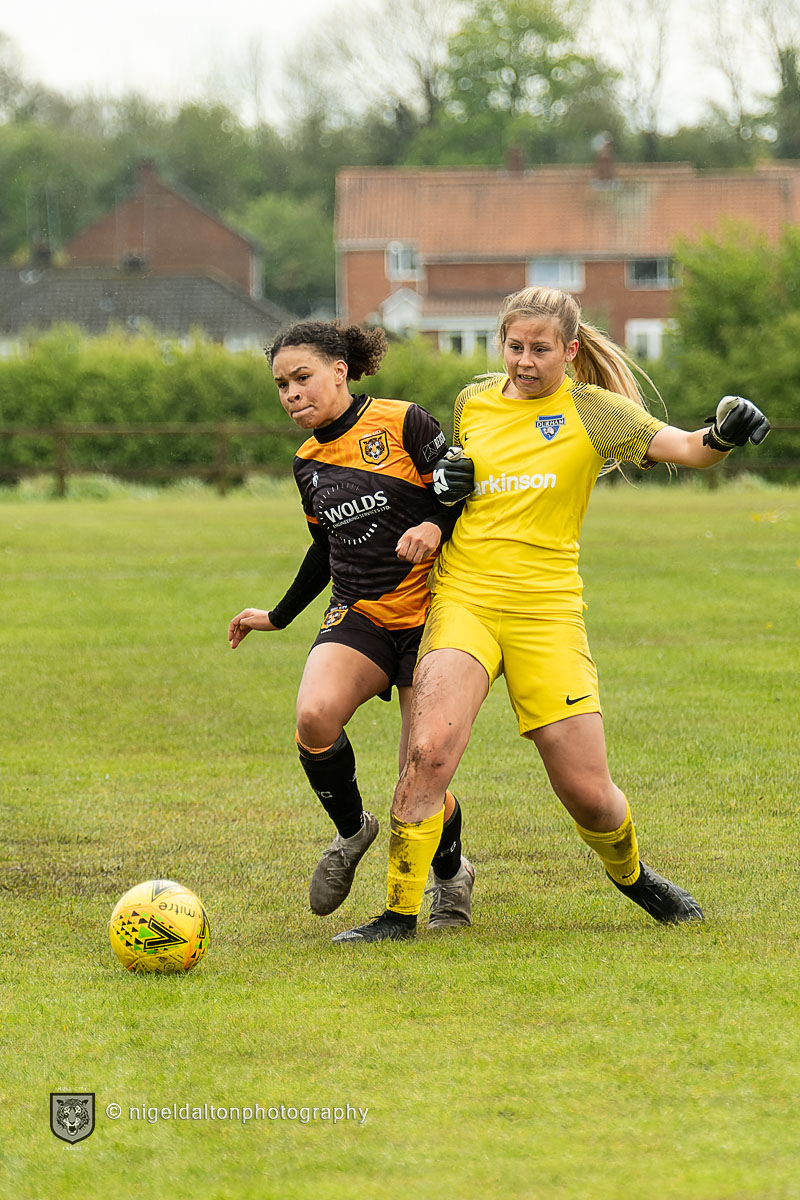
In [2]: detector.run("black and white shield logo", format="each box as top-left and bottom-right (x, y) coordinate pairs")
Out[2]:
(50, 1093), (95, 1144)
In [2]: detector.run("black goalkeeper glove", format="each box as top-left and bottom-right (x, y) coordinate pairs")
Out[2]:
(703, 395), (770, 452)
(432, 446), (474, 505)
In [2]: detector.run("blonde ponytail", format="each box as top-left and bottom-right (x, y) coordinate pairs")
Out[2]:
(497, 286), (660, 411)
(572, 321), (648, 406)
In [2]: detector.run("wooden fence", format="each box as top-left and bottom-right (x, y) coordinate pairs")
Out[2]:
(0, 423), (298, 496)
(1, 422), (799, 496)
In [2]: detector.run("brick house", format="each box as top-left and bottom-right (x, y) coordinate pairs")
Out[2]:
(66, 161), (261, 298)
(335, 159), (800, 360)
(0, 162), (293, 353)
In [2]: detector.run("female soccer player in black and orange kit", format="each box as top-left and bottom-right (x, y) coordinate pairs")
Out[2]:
(333, 286), (770, 943)
(228, 321), (473, 926)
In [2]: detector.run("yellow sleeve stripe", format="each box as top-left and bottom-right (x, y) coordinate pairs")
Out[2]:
(453, 374), (505, 446)
(571, 381), (665, 468)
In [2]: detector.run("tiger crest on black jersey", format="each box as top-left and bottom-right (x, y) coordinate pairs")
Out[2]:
(359, 430), (390, 465)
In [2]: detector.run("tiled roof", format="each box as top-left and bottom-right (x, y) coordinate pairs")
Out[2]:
(336, 163), (800, 257)
(421, 294), (508, 316)
(0, 268), (292, 341)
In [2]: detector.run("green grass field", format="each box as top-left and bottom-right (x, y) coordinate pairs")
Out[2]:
(2, 477), (800, 1199)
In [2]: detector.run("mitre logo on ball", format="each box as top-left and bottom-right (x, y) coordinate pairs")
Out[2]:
(109, 879), (210, 974)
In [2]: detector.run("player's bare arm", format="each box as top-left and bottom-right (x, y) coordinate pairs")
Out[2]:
(228, 607), (278, 648)
(646, 425), (727, 468)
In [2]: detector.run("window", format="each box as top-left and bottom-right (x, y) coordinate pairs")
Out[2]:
(626, 258), (676, 289)
(386, 241), (421, 282)
(224, 336), (263, 353)
(437, 329), (495, 356)
(526, 258), (585, 291)
(625, 319), (667, 361)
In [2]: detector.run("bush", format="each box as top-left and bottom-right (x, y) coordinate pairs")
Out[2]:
(0, 327), (492, 483)
(367, 337), (497, 435)
(657, 225), (800, 480)
(0, 325), (300, 481)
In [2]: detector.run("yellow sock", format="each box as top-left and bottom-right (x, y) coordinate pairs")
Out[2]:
(386, 808), (445, 916)
(575, 800), (641, 886)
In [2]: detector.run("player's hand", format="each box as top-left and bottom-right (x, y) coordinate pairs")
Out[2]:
(396, 521), (442, 564)
(703, 396), (770, 451)
(228, 608), (277, 648)
(432, 446), (474, 505)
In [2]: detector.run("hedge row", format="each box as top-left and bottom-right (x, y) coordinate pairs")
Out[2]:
(0, 325), (795, 482)
(0, 326), (489, 480)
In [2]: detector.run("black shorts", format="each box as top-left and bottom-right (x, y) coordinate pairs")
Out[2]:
(311, 604), (424, 700)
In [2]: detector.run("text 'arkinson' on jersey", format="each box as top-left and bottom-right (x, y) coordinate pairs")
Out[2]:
(472, 472), (557, 495)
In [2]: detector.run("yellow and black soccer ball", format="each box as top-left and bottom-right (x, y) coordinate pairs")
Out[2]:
(109, 879), (210, 973)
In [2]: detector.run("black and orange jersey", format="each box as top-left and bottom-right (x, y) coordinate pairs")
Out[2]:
(290, 394), (451, 630)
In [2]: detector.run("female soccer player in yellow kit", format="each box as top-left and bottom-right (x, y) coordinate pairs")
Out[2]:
(333, 286), (770, 942)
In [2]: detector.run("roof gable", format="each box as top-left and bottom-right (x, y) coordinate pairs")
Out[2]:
(67, 161), (257, 258)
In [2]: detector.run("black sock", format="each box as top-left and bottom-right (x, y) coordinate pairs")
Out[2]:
(297, 731), (364, 839)
(431, 798), (462, 880)
(384, 910), (417, 927)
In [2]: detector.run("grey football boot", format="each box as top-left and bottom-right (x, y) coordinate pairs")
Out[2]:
(309, 812), (380, 916)
(426, 856), (475, 929)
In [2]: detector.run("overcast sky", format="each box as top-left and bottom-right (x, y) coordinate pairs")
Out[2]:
(1, 0), (338, 111)
(0, 0), (779, 132)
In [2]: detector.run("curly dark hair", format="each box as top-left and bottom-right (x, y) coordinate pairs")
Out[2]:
(267, 321), (388, 381)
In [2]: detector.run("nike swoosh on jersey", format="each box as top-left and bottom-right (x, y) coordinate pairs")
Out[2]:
(566, 694), (592, 705)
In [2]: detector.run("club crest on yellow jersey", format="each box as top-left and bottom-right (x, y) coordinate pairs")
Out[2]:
(359, 430), (389, 465)
(535, 414), (565, 442)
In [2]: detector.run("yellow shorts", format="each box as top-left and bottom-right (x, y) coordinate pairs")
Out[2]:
(417, 595), (601, 736)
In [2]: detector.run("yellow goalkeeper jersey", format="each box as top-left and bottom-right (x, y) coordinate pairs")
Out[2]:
(432, 373), (666, 608)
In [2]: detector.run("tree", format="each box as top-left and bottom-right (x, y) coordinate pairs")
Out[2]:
(0, 117), (121, 261)
(433, 0), (623, 162)
(0, 32), (25, 121)
(233, 192), (335, 315)
(753, 0), (800, 155)
(163, 103), (262, 212)
(286, 0), (466, 130)
(658, 225), (800, 472)
(654, 118), (764, 168)
(579, 0), (671, 158)
(445, 0), (581, 120)
(771, 46), (800, 155)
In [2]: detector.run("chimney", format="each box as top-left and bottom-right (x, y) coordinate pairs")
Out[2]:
(505, 144), (525, 174)
(136, 159), (159, 191)
(592, 134), (616, 184)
